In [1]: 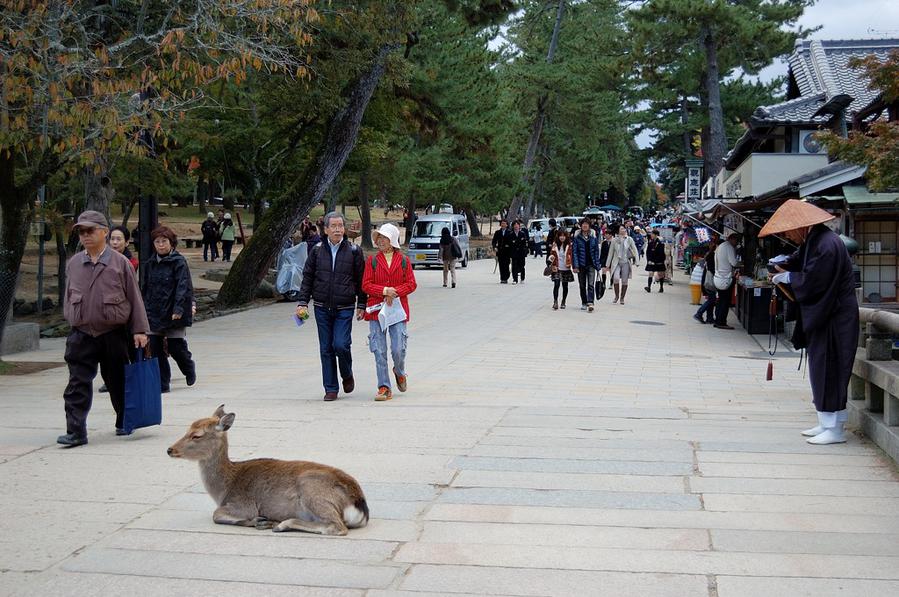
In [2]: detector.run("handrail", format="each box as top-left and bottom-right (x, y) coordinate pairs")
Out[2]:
(859, 307), (899, 335)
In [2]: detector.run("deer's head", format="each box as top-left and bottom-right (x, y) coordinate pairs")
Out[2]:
(167, 404), (234, 460)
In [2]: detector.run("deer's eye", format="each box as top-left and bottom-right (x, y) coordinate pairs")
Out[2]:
(191, 434), (203, 440)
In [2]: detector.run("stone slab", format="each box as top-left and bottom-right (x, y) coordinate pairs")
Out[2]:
(438, 487), (701, 510)
(451, 455), (693, 476)
(62, 547), (403, 589)
(716, 576), (899, 597)
(400, 564), (708, 597)
(394, 542), (899, 579)
(711, 528), (899, 556)
(451, 470), (687, 493)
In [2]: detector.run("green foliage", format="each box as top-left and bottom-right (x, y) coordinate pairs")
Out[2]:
(628, 0), (815, 196)
(818, 50), (899, 192)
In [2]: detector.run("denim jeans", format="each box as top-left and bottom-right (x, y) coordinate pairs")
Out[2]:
(314, 306), (354, 393)
(696, 294), (716, 322)
(577, 267), (596, 305)
(368, 320), (407, 390)
(203, 240), (218, 261)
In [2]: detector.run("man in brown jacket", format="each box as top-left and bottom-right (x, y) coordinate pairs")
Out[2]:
(58, 211), (150, 447)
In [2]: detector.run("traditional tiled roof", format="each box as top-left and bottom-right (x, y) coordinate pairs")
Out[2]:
(788, 38), (898, 116)
(750, 93), (830, 126)
(725, 38), (898, 170)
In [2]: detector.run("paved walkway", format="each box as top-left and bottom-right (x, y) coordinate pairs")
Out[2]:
(2, 257), (898, 597)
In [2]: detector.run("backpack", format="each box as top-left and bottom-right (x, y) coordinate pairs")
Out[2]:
(370, 253), (408, 272)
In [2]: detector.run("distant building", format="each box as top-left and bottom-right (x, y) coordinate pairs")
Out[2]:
(704, 38), (899, 304)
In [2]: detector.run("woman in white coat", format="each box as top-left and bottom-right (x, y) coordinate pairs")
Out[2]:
(605, 224), (639, 305)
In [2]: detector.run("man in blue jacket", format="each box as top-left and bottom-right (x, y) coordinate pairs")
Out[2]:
(572, 218), (602, 312)
(296, 212), (367, 401)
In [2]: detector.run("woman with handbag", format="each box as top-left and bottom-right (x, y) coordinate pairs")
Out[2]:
(548, 228), (574, 310)
(438, 227), (461, 288)
(761, 200), (859, 445)
(693, 241), (717, 324)
(644, 229), (666, 293)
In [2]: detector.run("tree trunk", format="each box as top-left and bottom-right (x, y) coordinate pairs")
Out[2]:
(326, 178), (339, 213)
(121, 197), (137, 228)
(404, 193), (416, 244)
(216, 44), (396, 307)
(359, 172), (373, 250)
(681, 96), (691, 156)
(54, 216), (67, 308)
(506, 0), (565, 221)
(0, 153), (31, 352)
(83, 161), (113, 224)
(701, 24), (727, 178)
(463, 206), (482, 238)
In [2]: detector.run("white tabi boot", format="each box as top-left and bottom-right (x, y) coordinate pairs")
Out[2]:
(807, 409), (847, 445)
(801, 411), (825, 437)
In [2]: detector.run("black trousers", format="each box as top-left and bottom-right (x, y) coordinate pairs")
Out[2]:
(222, 240), (235, 261)
(511, 254), (526, 282)
(497, 252), (511, 282)
(715, 282), (735, 325)
(149, 335), (195, 390)
(63, 327), (130, 435)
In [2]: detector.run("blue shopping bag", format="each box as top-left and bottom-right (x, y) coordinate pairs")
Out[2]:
(122, 348), (163, 434)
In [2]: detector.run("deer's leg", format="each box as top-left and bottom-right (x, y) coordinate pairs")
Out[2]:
(213, 505), (269, 529)
(272, 497), (348, 535)
(272, 518), (348, 535)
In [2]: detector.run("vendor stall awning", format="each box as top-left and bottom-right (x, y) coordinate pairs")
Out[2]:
(843, 185), (899, 205)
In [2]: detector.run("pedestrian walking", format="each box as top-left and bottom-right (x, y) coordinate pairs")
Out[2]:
(572, 218), (601, 312)
(362, 224), (417, 402)
(201, 212), (219, 261)
(491, 219), (514, 284)
(606, 224), (638, 305)
(633, 226), (646, 261)
(296, 212), (367, 401)
(220, 213), (236, 261)
(599, 229), (613, 291)
(142, 226), (197, 394)
(511, 220), (529, 284)
(644, 229), (666, 293)
(98, 225), (140, 395)
(713, 233), (741, 329)
(694, 241), (717, 324)
(57, 210), (150, 447)
(762, 200), (859, 445)
(438, 227), (461, 288)
(548, 228), (574, 310)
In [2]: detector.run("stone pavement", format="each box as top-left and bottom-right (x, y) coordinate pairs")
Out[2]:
(2, 257), (899, 597)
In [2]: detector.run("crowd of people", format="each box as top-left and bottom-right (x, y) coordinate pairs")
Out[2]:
(56, 202), (860, 450)
(58, 211), (198, 447)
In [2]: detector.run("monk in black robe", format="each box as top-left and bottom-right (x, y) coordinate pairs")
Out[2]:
(762, 201), (859, 445)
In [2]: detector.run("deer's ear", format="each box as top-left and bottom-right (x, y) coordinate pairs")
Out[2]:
(216, 413), (235, 431)
(213, 404), (226, 419)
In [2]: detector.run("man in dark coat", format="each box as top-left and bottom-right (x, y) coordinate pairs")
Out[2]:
(491, 219), (514, 284)
(296, 212), (367, 401)
(764, 200), (859, 445)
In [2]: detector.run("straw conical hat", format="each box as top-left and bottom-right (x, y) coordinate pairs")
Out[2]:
(758, 200), (834, 238)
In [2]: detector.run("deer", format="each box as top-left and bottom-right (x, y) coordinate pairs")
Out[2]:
(167, 405), (369, 535)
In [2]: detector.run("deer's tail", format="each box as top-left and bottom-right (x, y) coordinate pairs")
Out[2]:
(343, 497), (369, 528)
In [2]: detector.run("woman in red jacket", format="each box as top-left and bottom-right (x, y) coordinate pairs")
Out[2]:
(362, 223), (417, 401)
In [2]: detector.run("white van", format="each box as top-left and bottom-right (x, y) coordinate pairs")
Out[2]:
(408, 213), (470, 269)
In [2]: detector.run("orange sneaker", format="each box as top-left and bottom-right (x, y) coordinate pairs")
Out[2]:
(375, 386), (393, 401)
(393, 367), (407, 392)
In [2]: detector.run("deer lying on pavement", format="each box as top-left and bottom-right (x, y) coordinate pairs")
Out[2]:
(167, 405), (369, 535)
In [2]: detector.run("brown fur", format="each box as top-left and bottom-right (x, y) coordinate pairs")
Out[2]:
(167, 405), (368, 535)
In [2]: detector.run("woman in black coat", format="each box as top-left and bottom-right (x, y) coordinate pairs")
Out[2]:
(143, 226), (197, 392)
(762, 200), (859, 445)
(510, 220), (529, 284)
(644, 229), (666, 293)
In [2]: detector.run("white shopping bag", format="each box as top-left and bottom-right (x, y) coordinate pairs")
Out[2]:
(377, 300), (407, 332)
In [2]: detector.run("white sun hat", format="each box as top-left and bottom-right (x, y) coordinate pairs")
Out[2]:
(372, 223), (401, 249)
